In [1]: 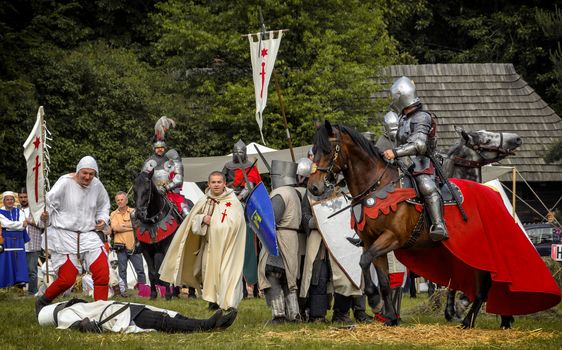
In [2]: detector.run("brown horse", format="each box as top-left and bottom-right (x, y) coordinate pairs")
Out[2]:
(308, 121), (516, 328)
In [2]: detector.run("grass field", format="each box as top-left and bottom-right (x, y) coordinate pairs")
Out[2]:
(1, 287), (562, 350)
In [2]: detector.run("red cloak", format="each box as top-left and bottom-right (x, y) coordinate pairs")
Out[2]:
(392, 179), (560, 315)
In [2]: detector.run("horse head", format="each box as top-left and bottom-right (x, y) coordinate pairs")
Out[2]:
(308, 120), (391, 199)
(455, 126), (522, 162)
(133, 170), (157, 222)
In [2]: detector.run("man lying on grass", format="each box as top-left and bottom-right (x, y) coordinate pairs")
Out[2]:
(37, 298), (236, 333)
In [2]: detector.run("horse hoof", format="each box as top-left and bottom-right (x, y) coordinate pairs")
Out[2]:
(500, 316), (514, 329)
(384, 319), (399, 327)
(444, 310), (454, 322)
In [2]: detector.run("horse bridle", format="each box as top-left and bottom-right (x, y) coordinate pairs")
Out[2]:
(466, 132), (515, 157)
(314, 127), (389, 203)
(314, 128), (347, 191)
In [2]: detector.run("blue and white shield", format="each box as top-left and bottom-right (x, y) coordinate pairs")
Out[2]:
(245, 182), (278, 256)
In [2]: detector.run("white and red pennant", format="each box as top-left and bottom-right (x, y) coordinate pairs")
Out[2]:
(23, 106), (48, 223)
(248, 30), (283, 144)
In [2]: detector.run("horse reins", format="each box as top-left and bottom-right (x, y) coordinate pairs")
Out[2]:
(316, 128), (392, 205)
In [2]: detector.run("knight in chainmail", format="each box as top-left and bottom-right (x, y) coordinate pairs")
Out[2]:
(258, 160), (302, 324)
(222, 140), (261, 202)
(383, 77), (448, 241)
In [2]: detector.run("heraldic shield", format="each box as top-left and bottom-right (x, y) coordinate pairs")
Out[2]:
(312, 193), (363, 289)
(244, 182), (279, 256)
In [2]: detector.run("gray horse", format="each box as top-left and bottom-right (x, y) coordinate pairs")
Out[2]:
(440, 126), (522, 322)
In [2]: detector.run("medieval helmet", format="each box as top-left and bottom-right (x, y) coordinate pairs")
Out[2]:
(390, 76), (420, 114)
(232, 139), (247, 163)
(296, 157), (313, 185)
(152, 116), (176, 149)
(270, 160), (298, 190)
(383, 111), (399, 142)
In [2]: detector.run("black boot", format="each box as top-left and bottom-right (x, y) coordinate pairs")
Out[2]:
(215, 308), (237, 329)
(331, 293), (353, 324)
(35, 295), (52, 317)
(352, 295), (373, 323)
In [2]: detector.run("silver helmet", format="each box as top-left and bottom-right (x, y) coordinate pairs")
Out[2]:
(383, 111), (399, 142)
(153, 139), (166, 149)
(232, 139), (247, 164)
(390, 76), (420, 114)
(296, 157), (313, 179)
(270, 160), (297, 189)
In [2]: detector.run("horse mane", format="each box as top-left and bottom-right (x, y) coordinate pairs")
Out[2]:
(314, 123), (382, 160)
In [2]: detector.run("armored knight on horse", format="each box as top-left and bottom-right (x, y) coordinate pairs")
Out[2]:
(142, 116), (190, 217)
(383, 77), (448, 241)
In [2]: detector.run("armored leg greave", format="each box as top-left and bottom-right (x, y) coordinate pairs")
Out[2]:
(265, 272), (286, 321)
(425, 192), (448, 241)
(285, 290), (301, 321)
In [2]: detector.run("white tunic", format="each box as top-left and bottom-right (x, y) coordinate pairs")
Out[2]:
(44, 174), (110, 254)
(40, 300), (178, 333)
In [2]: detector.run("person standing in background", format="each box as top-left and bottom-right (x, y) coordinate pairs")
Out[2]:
(108, 191), (146, 296)
(19, 188), (43, 295)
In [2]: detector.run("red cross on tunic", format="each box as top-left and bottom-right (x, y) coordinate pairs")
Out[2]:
(221, 209), (228, 223)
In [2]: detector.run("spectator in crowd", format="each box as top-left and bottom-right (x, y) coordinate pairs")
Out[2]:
(0, 191), (30, 289)
(108, 191), (146, 297)
(19, 188), (43, 295)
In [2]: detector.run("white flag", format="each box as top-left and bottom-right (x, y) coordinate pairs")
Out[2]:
(23, 106), (46, 223)
(249, 30), (283, 144)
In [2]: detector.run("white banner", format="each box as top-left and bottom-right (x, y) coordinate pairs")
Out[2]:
(249, 30), (283, 144)
(23, 106), (46, 223)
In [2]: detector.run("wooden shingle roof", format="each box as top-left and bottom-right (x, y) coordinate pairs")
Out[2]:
(376, 63), (562, 182)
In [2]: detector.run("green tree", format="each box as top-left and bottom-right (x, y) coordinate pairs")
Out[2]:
(151, 0), (405, 151)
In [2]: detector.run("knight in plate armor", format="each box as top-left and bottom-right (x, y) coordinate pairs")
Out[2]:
(141, 116), (191, 217)
(383, 76), (448, 241)
(222, 140), (261, 202)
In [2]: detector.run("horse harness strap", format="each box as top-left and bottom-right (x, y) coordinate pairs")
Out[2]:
(402, 212), (425, 249)
(452, 156), (497, 168)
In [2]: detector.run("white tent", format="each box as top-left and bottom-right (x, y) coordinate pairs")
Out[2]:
(182, 142), (312, 182)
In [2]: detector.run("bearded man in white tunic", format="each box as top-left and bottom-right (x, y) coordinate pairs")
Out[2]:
(160, 171), (245, 319)
(36, 156), (111, 315)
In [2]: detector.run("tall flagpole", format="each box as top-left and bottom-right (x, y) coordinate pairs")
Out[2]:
(40, 111), (49, 283)
(272, 69), (295, 161)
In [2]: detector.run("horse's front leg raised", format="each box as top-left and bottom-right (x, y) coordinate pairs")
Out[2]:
(359, 231), (400, 326)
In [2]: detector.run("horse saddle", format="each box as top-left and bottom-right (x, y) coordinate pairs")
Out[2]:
(398, 171), (464, 206)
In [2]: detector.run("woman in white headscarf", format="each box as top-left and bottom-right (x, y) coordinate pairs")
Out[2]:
(35, 156), (111, 315)
(0, 191), (30, 288)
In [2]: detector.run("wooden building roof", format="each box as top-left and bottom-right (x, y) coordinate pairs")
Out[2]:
(376, 63), (562, 182)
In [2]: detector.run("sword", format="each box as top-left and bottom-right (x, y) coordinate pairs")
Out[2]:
(253, 144), (272, 173)
(429, 153), (468, 222)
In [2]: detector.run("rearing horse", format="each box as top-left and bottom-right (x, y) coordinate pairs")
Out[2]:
(133, 171), (182, 300)
(308, 121), (560, 328)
